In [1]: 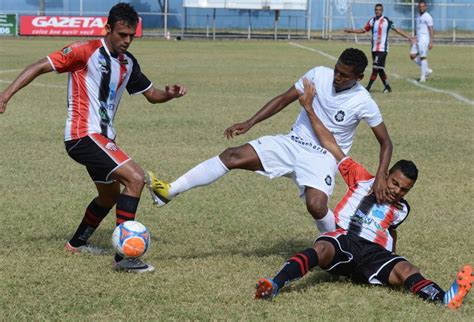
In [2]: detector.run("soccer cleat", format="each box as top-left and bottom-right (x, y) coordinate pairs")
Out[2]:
(255, 278), (279, 300)
(113, 257), (155, 273)
(365, 86), (371, 92)
(426, 68), (433, 78)
(65, 242), (108, 255)
(145, 171), (172, 207)
(419, 76), (426, 83)
(443, 265), (474, 310)
(383, 85), (392, 93)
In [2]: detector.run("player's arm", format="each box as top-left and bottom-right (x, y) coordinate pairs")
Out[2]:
(224, 86), (299, 139)
(0, 58), (53, 113)
(371, 122), (393, 204)
(344, 28), (367, 34)
(298, 79), (345, 162)
(393, 28), (415, 42)
(142, 84), (186, 104)
(428, 26), (434, 49)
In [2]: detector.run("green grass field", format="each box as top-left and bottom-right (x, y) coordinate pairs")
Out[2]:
(0, 38), (473, 320)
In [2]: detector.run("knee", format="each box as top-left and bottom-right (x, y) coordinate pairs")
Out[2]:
(219, 147), (241, 169)
(306, 197), (328, 220)
(391, 261), (420, 286)
(127, 167), (146, 190)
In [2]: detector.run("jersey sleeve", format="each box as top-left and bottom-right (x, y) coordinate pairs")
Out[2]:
(364, 18), (373, 32)
(126, 54), (152, 95)
(338, 157), (374, 187)
(388, 18), (396, 29)
(294, 67), (319, 94)
(390, 200), (410, 229)
(360, 97), (383, 128)
(426, 14), (434, 27)
(47, 41), (92, 73)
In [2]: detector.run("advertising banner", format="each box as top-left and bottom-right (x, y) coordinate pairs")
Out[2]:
(0, 14), (17, 36)
(19, 16), (143, 37)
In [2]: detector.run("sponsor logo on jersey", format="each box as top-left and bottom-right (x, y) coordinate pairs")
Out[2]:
(62, 47), (72, 55)
(325, 175), (332, 186)
(98, 55), (109, 74)
(334, 110), (345, 122)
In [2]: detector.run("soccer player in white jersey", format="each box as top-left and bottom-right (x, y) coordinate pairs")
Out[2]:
(410, 0), (434, 82)
(147, 48), (393, 234)
(0, 3), (186, 273)
(345, 3), (414, 93)
(255, 80), (473, 309)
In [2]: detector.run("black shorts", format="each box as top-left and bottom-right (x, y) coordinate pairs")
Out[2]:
(371, 51), (388, 68)
(65, 133), (131, 184)
(316, 230), (405, 285)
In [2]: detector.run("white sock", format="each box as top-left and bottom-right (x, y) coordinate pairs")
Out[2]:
(169, 156), (229, 197)
(315, 209), (336, 233)
(413, 56), (421, 67)
(421, 59), (428, 78)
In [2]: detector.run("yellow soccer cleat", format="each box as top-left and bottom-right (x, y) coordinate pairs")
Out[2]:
(145, 171), (172, 207)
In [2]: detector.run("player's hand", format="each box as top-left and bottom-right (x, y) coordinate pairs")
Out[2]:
(429, 42), (433, 50)
(0, 92), (8, 114)
(298, 78), (316, 114)
(223, 121), (253, 139)
(343, 28), (352, 33)
(165, 84), (187, 98)
(370, 174), (390, 204)
(409, 36), (416, 44)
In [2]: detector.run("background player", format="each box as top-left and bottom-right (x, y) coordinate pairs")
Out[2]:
(410, 0), (434, 82)
(0, 3), (186, 273)
(345, 3), (414, 93)
(147, 48), (393, 234)
(255, 79), (473, 310)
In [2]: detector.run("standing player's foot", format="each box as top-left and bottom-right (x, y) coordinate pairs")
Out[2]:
(383, 85), (392, 93)
(65, 242), (108, 255)
(365, 86), (371, 92)
(255, 278), (279, 300)
(426, 68), (433, 78)
(444, 265), (474, 309)
(113, 257), (155, 273)
(146, 171), (172, 207)
(419, 76), (426, 83)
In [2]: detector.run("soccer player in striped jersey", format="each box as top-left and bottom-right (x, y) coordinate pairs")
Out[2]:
(0, 3), (186, 273)
(345, 3), (414, 93)
(255, 79), (473, 309)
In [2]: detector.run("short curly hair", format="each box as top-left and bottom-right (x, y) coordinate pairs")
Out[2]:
(107, 3), (139, 30)
(338, 48), (368, 75)
(389, 160), (419, 181)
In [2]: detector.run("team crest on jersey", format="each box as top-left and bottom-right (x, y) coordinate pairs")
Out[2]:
(325, 175), (332, 186)
(334, 110), (345, 122)
(98, 55), (109, 73)
(62, 47), (72, 56)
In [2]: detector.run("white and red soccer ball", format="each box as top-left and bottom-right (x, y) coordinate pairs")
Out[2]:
(112, 221), (150, 258)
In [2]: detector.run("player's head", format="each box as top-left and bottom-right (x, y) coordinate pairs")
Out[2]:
(418, 0), (428, 14)
(387, 160), (418, 202)
(374, 4), (383, 17)
(333, 48), (368, 91)
(105, 3), (139, 54)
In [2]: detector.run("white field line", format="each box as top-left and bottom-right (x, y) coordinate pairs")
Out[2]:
(0, 79), (66, 89)
(289, 42), (474, 106)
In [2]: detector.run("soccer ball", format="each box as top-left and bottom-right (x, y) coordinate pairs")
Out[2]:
(112, 221), (150, 258)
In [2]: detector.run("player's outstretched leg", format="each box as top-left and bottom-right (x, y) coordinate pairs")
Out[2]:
(444, 265), (474, 310)
(255, 278), (279, 299)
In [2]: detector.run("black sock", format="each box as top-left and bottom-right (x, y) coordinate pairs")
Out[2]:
(273, 248), (319, 290)
(366, 70), (377, 90)
(378, 69), (389, 87)
(69, 199), (111, 247)
(115, 194), (140, 226)
(404, 273), (445, 303)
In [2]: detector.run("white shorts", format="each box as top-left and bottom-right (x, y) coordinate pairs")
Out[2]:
(248, 133), (338, 198)
(410, 38), (429, 57)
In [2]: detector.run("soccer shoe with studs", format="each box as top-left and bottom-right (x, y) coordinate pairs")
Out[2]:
(383, 85), (392, 93)
(146, 171), (172, 207)
(65, 242), (108, 255)
(443, 265), (474, 310)
(255, 277), (279, 300)
(113, 257), (155, 273)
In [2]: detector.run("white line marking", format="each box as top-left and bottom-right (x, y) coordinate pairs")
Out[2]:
(0, 79), (66, 89)
(0, 69), (23, 74)
(289, 42), (474, 106)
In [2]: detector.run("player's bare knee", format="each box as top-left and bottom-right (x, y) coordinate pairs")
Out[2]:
(126, 168), (145, 192)
(306, 198), (328, 220)
(391, 261), (420, 286)
(313, 240), (334, 268)
(219, 147), (241, 169)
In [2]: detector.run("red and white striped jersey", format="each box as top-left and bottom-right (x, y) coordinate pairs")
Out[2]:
(364, 16), (396, 52)
(47, 39), (152, 141)
(334, 157), (410, 252)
